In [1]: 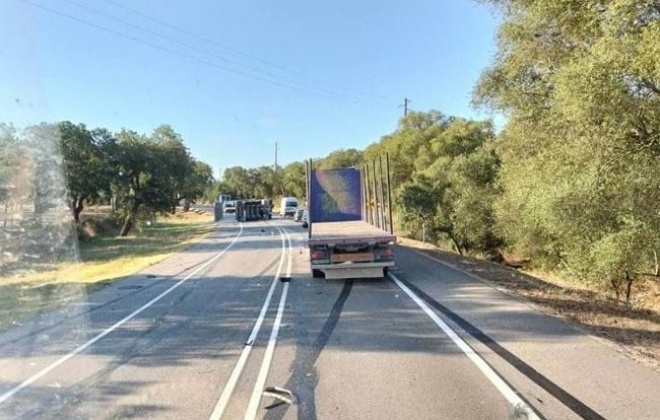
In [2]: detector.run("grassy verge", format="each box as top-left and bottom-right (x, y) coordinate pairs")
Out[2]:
(398, 237), (660, 370)
(0, 211), (215, 333)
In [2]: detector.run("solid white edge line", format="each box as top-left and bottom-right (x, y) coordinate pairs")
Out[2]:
(207, 225), (287, 420)
(243, 228), (293, 420)
(0, 223), (244, 405)
(388, 272), (541, 420)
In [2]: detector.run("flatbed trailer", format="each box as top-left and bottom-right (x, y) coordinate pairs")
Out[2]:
(306, 157), (395, 280)
(308, 221), (395, 246)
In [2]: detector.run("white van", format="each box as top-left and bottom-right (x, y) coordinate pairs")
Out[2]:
(280, 197), (298, 217)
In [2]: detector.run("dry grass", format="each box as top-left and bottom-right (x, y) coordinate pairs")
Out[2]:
(398, 237), (660, 370)
(0, 209), (215, 332)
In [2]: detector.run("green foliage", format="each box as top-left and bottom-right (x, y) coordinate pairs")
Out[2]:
(0, 124), (22, 203)
(1, 121), (215, 237)
(53, 122), (107, 221)
(392, 115), (502, 254)
(216, 161), (307, 200)
(395, 178), (436, 229)
(474, 0), (660, 294)
(186, 160), (214, 204)
(316, 148), (363, 170)
(281, 161), (306, 198)
(364, 111), (449, 191)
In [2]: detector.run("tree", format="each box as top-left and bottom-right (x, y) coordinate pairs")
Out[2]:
(113, 130), (175, 236)
(395, 178), (437, 238)
(363, 111), (449, 192)
(23, 123), (69, 216)
(151, 125), (194, 212)
(317, 148), (363, 170)
(222, 166), (251, 198)
(394, 117), (501, 254)
(0, 124), (22, 203)
(181, 160), (214, 206)
(54, 121), (106, 222)
(281, 161), (306, 198)
(474, 0), (660, 295)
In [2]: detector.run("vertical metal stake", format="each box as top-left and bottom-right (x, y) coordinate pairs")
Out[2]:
(372, 159), (379, 229)
(385, 153), (394, 235)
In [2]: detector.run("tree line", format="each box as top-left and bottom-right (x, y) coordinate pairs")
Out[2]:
(2, 0), (656, 298)
(205, 148), (364, 202)
(208, 0), (659, 299)
(0, 122), (214, 236)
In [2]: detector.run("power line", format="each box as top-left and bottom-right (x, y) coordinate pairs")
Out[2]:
(60, 0), (275, 76)
(56, 0), (367, 103)
(18, 0), (364, 103)
(99, 0), (302, 77)
(97, 0), (390, 103)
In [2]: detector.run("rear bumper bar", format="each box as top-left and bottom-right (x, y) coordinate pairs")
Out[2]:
(311, 261), (394, 279)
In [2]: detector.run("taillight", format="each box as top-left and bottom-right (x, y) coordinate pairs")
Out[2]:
(376, 246), (394, 261)
(310, 247), (329, 264)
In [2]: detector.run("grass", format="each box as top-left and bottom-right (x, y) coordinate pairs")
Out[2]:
(0, 210), (215, 333)
(398, 236), (660, 371)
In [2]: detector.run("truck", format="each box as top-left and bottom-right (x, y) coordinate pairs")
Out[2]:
(235, 200), (271, 221)
(305, 157), (396, 279)
(279, 197), (298, 217)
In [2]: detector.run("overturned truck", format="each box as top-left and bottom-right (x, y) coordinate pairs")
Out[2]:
(235, 200), (272, 222)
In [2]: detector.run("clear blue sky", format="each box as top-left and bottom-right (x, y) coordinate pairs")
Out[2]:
(1, 0), (501, 177)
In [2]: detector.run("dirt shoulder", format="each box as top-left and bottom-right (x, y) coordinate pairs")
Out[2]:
(398, 237), (660, 371)
(0, 209), (216, 333)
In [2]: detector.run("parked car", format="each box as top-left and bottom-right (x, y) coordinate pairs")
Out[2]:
(224, 201), (236, 213)
(302, 208), (309, 228)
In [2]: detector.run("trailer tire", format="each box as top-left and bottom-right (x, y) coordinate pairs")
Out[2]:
(312, 269), (325, 279)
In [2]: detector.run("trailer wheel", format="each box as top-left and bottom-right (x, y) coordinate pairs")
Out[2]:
(312, 269), (325, 279)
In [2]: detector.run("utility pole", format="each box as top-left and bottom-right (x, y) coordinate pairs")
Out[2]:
(401, 98), (411, 117)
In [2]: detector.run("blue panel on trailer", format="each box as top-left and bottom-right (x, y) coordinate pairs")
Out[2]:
(310, 168), (362, 222)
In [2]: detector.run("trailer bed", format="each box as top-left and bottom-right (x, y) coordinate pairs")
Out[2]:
(309, 221), (395, 245)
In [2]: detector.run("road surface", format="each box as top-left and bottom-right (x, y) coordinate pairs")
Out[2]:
(0, 218), (659, 419)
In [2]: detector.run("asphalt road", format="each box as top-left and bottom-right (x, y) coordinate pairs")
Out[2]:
(0, 218), (659, 419)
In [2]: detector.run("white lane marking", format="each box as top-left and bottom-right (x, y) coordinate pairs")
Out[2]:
(208, 225), (287, 420)
(389, 273), (540, 420)
(0, 223), (244, 405)
(244, 228), (293, 420)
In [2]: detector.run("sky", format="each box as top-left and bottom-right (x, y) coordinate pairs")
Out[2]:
(1, 0), (501, 177)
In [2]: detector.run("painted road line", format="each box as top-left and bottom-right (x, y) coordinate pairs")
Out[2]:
(244, 227), (293, 420)
(0, 223), (244, 405)
(389, 272), (541, 420)
(208, 225), (288, 420)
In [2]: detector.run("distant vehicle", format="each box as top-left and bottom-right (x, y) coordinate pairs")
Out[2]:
(224, 201), (236, 213)
(294, 208), (304, 222)
(279, 197), (298, 217)
(261, 198), (273, 211)
(301, 208), (309, 228)
(235, 200), (270, 221)
(306, 162), (395, 279)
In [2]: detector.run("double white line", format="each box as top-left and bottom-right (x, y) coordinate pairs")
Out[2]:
(209, 225), (293, 420)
